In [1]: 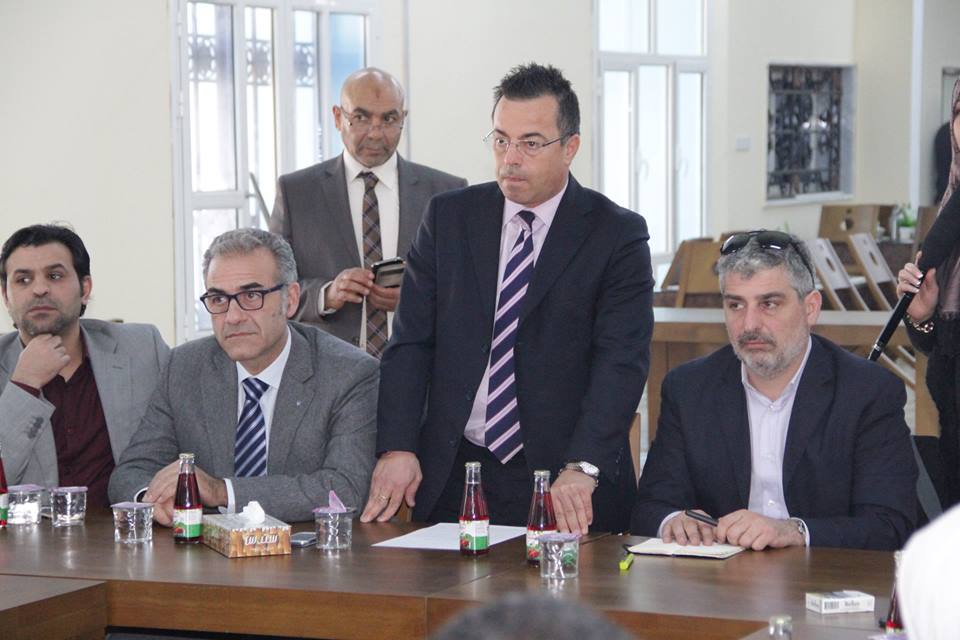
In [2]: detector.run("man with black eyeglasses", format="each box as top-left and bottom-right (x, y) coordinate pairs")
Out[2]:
(270, 67), (466, 357)
(109, 228), (377, 524)
(632, 231), (917, 550)
(362, 63), (654, 534)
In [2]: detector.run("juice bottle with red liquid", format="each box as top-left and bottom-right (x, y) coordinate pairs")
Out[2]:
(0, 444), (8, 529)
(173, 453), (202, 544)
(459, 461), (489, 556)
(526, 470), (557, 564)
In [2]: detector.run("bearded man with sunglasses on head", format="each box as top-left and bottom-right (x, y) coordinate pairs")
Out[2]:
(632, 231), (917, 551)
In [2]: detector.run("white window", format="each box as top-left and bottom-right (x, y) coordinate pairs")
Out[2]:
(171, 0), (372, 341)
(596, 0), (706, 278)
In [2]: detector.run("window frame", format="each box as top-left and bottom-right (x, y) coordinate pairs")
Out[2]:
(594, 0), (708, 277)
(170, 0), (375, 343)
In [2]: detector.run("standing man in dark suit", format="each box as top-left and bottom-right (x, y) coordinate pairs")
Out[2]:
(361, 63), (654, 533)
(632, 231), (917, 550)
(270, 67), (466, 357)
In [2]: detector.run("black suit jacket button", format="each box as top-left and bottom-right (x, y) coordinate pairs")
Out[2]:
(351, 336), (360, 345)
(480, 343), (489, 354)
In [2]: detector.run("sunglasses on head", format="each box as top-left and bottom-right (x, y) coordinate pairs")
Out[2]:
(720, 230), (816, 287)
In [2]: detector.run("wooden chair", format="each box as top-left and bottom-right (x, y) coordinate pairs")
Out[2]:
(808, 239), (868, 311)
(811, 237), (914, 387)
(675, 240), (723, 307)
(845, 232), (898, 309)
(818, 205), (881, 241)
(660, 237), (713, 290)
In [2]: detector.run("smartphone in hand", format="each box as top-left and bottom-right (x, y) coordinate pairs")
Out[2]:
(372, 257), (405, 288)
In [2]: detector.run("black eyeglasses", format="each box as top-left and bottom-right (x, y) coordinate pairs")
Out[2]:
(199, 283), (285, 314)
(720, 230), (816, 287)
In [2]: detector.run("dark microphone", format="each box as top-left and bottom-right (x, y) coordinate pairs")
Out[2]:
(869, 187), (960, 361)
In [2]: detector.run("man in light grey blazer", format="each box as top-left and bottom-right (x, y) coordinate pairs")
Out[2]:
(270, 67), (466, 356)
(109, 228), (377, 524)
(0, 225), (169, 507)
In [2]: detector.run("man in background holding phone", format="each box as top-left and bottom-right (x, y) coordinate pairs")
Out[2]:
(270, 67), (466, 358)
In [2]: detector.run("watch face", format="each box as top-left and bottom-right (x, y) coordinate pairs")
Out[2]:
(578, 462), (600, 477)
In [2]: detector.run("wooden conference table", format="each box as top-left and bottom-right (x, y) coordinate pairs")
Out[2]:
(0, 513), (895, 639)
(648, 308), (936, 446)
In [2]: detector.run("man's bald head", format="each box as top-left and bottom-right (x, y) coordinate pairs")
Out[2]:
(334, 68), (407, 168)
(340, 67), (405, 107)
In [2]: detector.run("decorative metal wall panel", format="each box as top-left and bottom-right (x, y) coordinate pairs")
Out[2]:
(767, 66), (843, 200)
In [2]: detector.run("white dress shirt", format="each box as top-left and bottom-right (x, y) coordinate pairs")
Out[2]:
(658, 337), (812, 544)
(222, 326), (292, 512)
(462, 180), (568, 446)
(319, 150), (400, 348)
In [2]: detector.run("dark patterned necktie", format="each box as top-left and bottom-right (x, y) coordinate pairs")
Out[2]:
(361, 171), (388, 358)
(235, 377), (269, 477)
(484, 210), (536, 463)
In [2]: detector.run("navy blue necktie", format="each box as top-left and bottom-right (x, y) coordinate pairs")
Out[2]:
(484, 210), (536, 463)
(235, 377), (269, 477)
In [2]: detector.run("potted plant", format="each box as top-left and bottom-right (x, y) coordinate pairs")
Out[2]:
(895, 204), (916, 243)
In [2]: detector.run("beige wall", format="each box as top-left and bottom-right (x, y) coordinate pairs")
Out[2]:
(707, 0), (859, 240)
(919, 0), (960, 205)
(853, 0), (913, 208)
(0, 0), (174, 340)
(403, 0), (594, 187)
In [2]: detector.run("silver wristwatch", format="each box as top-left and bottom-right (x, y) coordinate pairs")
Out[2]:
(790, 517), (808, 545)
(564, 461), (600, 486)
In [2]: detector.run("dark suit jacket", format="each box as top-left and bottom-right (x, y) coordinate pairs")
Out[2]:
(108, 322), (378, 523)
(377, 176), (654, 532)
(270, 153), (466, 346)
(632, 335), (918, 550)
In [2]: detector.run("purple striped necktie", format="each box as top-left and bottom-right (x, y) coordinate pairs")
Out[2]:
(484, 210), (537, 463)
(235, 377), (269, 477)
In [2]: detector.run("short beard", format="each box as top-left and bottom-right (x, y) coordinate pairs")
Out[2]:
(20, 312), (74, 337)
(733, 329), (808, 379)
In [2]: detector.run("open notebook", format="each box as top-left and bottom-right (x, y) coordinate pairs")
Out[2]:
(627, 538), (745, 559)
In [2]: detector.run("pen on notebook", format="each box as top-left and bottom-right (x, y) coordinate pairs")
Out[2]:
(684, 510), (719, 527)
(619, 544), (634, 571)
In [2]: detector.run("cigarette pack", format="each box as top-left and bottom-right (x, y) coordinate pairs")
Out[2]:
(202, 512), (291, 558)
(805, 590), (875, 614)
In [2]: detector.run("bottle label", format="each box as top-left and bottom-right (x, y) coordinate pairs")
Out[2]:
(173, 507), (202, 539)
(526, 528), (557, 562)
(0, 493), (7, 527)
(459, 518), (489, 551)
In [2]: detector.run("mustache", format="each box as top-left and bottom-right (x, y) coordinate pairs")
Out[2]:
(27, 298), (59, 311)
(737, 330), (775, 347)
(499, 167), (525, 180)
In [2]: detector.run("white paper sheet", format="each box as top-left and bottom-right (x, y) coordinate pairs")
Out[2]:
(372, 523), (526, 550)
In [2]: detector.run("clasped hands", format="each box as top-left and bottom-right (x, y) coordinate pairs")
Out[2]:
(142, 460), (228, 526)
(663, 509), (804, 550)
(359, 451), (598, 534)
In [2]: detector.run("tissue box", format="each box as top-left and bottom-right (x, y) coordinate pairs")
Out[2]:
(201, 513), (291, 558)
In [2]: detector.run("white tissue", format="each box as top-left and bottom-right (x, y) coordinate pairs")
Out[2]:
(240, 501), (265, 524)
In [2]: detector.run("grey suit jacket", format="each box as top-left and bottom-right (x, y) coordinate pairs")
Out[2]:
(108, 322), (378, 523)
(270, 153), (467, 346)
(0, 319), (170, 488)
